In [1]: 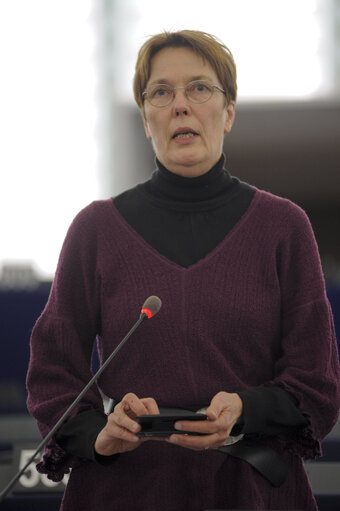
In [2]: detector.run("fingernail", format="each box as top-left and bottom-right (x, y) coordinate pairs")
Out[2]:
(174, 422), (182, 430)
(132, 423), (139, 431)
(169, 435), (178, 444)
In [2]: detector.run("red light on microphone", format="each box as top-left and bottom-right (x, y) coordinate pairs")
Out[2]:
(140, 296), (161, 319)
(141, 307), (153, 319)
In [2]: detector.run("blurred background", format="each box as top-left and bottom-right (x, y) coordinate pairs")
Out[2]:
(0, 0), (339, 509)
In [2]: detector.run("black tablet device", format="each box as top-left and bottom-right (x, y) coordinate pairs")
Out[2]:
(136, 412), (207, 437)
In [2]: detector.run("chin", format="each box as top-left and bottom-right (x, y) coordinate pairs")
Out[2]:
(173, 152), (205, 169)
(172, 162), (209, 178)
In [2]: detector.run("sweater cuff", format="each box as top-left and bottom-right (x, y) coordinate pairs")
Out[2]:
(237, 386), (308, 436)
(55, 409), (120, 465)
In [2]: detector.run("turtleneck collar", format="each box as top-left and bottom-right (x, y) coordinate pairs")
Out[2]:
(148, 154), (235, 203)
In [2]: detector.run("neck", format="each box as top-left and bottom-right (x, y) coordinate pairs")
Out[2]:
(156, 156), (223, 178)
(149, 154), (233, 203)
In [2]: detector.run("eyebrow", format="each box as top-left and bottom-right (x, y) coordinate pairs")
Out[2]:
(147, 75), (214, 86)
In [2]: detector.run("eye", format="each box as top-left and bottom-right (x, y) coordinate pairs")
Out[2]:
(188, 81), (212, 94)
(186, 81), (213, 103)
(195, 82), (209, 92)
(150, 85), (172, 99)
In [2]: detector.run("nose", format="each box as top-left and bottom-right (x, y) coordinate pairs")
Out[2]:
(172, 87), (190, 116)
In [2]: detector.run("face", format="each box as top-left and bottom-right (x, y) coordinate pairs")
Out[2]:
(142, 46), (235, 177)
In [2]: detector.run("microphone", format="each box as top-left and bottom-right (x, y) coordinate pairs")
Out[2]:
(140, 295), (162, 319)
(0, 296), (162, 502)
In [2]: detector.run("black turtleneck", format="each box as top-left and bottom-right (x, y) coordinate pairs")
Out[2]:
(113, 155), (254, 268)
(55, 155), (308, 464)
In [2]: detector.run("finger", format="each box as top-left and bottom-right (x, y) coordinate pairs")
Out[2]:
(105, 419), (141, 443)
(174, 420), (231, 445)
(167, 432), (220, 451)
(207, 392), (243, 425)
(113, 396), (147, 432)
(109, 406), (142, 434)
(139, 436), (166, 444)
(121, 393), (150, 416)
(141, 397), (160, 415)
(174, 417), (218, 435)
(206, 407), (219, 421)
(206, 392), (227, 420)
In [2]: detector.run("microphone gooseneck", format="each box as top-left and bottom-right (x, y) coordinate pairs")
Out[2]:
(0, 296), (162, 503)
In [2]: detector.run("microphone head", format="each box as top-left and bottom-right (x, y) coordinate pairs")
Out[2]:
(141, 296), (162, 319)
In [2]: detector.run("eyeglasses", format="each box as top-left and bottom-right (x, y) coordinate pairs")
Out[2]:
(142, 80), (226, 108)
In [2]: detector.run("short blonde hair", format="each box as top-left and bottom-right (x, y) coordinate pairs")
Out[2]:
(133, 30), (237, 111)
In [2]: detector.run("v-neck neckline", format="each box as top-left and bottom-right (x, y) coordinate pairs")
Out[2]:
(108, 190), (261, 273)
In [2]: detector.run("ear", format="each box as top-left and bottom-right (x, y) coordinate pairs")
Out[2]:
(224, 100), (236, 134)
(142, 112), (152, 140)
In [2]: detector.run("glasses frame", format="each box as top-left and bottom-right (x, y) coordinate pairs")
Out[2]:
(142, 80), (226, 108)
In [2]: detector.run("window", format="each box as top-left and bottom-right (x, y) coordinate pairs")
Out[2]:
(110, 0), (335, 102)
(0, 1), (98, 279)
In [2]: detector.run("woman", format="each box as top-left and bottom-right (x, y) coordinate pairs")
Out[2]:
(27, 30), (340, 510)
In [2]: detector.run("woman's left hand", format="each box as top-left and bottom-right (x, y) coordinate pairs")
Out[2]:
(167, 391), (243, 451)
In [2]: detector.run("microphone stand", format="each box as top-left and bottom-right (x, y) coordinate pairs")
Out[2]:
(0, 311), (149, 503)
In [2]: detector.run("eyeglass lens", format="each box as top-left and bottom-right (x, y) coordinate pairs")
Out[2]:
(146, 81), (214, 106)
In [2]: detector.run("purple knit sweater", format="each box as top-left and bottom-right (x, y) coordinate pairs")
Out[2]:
(26, 189), (340, 510)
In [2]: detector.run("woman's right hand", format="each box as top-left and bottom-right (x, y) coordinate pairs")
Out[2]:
(94, 392), (159, 456)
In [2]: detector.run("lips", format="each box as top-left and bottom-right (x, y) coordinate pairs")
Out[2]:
(172, 127), (199, 139)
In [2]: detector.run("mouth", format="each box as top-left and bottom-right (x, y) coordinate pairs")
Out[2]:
(172, 127), (199, 140)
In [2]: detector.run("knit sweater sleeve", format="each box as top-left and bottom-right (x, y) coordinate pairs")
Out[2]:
(260, 197), (340, 458)
(26, 202), (105, 481)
